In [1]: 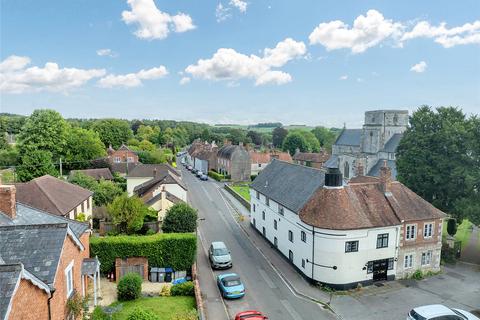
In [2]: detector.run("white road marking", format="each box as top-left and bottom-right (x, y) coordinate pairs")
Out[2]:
(281, 300), (303, 320)
(201, 185), (213, 202)
(259, 269), (277, 289)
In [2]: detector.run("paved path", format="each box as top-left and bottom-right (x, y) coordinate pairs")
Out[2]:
(460, 226), (480, 265)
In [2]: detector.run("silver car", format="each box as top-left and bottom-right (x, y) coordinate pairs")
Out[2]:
(209, 241), (232, 269)
(407, 304), (479, 320)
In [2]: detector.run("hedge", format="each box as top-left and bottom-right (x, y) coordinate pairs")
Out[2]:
(208, 171), (224, 181)
(90, 233), (197, 274)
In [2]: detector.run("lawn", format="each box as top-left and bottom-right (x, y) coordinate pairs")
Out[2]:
(231, 185), (251, 202)
(443, 219), (474, 249)
(110, 296), (196, 320)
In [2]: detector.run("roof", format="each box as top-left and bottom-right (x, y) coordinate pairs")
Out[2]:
(324, 154), (339, 169)
(292, 151), (330, 163)
(14, 175), (93, 216)
(134, 171), (187, 196)
(334, 129), (363, 146)
(117, 144), (136, 153)
(217, 145), (246, 159)
(81, 258), (99, 276)
(145, 190), (184, 206)
(0, 264), (21, 320)
(249, 152), (271, 164)
(110, 162), (138, 174)
(0, 224), (69, 285)
(368, 159), (397, 179)
(127, 163), (179, 178)
(382, 133), (403, 153)
(194, 148), (218, 161)
(69, 168), (114, 181)
(250, 160), (325, 213)
(0, 203), (89, 238)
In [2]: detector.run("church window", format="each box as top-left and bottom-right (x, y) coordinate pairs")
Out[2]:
(344, 161), (350, 179)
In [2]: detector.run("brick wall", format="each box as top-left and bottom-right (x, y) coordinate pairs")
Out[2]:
(109, 150), (139, 164)
(115, 257), (149, 283)
(9, 278), (49, 320)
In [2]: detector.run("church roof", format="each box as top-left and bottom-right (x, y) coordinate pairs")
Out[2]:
(382, 133), (403, 153)
(335, 129), (363, 146)
(368, 159), (398, 179)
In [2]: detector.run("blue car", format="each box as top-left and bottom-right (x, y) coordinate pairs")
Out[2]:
(217, 273), (245, 299)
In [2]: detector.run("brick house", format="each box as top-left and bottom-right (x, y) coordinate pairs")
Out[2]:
(249, 150), (292, 175)
(107, 144), (139, 175)
(217, 143), (251, 182)
(0, 184), (98, 320)
(292, 149), (330, 169)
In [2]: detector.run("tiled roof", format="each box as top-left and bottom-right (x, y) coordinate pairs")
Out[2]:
(0, 264), (21, 320)
(14, 175), (92, 216)
(382, 133), (403, 153)
(127, 163), (179, 178)
(134, 171), (187, 196)
(250, 160), (325, 213)
(335, 129), (363, 146)
(368, 159), (397, 179)
(69, 168), (114, 181)
(249, 152), (271, 164)
(292, 151), (330, 163)
(218, 145), (248, 159)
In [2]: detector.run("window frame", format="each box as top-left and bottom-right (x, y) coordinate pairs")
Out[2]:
(288, 250), (293, 262)
(265, 197), (270, 206)
(423, 222), (434, 238)
(301, 231), (307, 243)
(387, 258), (394, 270)
(262, 211), (265, 220)
(345, 240), (359, 253)
(404, 254), (414, 269)
(421, 251), (432, 266)
(273, 219), (277, 230)
(65, 260), (74, 298)
(301, 259), (306, 268)
(288, 230), (293, 243)
(406, 224), (417, 240)
(278, 205), (284, 216)
(376, 233), (389, 249)
(256, 191), (260, 200)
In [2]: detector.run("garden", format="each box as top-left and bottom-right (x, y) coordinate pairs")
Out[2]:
(230, 184), (251, 202)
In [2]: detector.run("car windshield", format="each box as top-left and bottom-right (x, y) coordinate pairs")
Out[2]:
(224, 279), (241, 287)
(213, 248), (229, 256)
(451, 309), (467, 319)
(409, 310), (427, 320)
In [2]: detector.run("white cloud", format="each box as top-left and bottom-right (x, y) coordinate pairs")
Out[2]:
(0, 55), (105, 94)
(339, 75), (348, 80)
(401, 20), (480, 48)
(96, 48), (118, 57)
(185, 38), (306, 86)
(215, 3), (231, 22)
(410, 61), (427, 73)
(309, 10), (403, 53)
(179, 77), (191, 85)
(122, 0), (195, 40)
(230, 0), (247, 13)
(98, 65), (168, 88)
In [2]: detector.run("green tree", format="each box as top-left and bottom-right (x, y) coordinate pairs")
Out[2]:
(136, 125), (156, 142)
(107, 194), (148, 234)
(282, 131), (309, 155)
(247, 130), (263, 146)
(92, 119), (133, 149)
(17, 109), (69, 159)
(296, 130), (320, 152)
(272, 127), (288, 148)
(64, 127), (106, 169)
(0, 148), (19, 167)
(311, 126), (337, 152)
(69, 172), (124, 206)
(162, 203), (198, 233)
(16, 149), (57, 182)
(137, 140), (156, 152)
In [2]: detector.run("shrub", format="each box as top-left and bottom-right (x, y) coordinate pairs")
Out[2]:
(90, 233), (196, 274)
(91, 306), (109, 320)
(126, 308), (159, 320)
(171, 310), (198, 320)
(76, 213), (87, 222)
(410, 269), (424, 280)
(117, 273), (142, 301)
(162, 203), (198, 233)
(208, 171), (224, 181)
(66, 292), (87, 318)
(159, 285), (171, 296)
(447, 218), (457, 236)
(170, 281), (195, 296)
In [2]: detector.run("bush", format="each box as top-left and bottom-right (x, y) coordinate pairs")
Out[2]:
(90, 233), (197, 274)
(91, 306), (109, 320)
(208, 170), (224, 181)
(117, 273), (143, 301)
(159, 285), (171, 296)
(170, 281), (195, 296)
(171, 310), (198, 320)
(126, 308), (159, 320)
(410, 269), (424, 280)
(162, 203), (198, 233)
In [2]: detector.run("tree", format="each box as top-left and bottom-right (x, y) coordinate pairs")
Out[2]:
(282, 131), (308, 155)
(227, 128), (248, 145)
(137, 140), (156, 152)
(247, 130), (263, 146)
(272, 127), (288, 148)
(0, 148), (19, 167)
(16, 150), (57, 182)
(92, 119), (133, 149)
(397, 106), (479, 223)
(446, 219), (458, 236)
(64, 127), (106, 169)
(162, 203), (198, 233)
(311, 126), (337, 152)
(17, 109), (69, 159)
(296, 130), (320, 152)
(136, 125), (156, 142)
(107, 194), (148, 234)
(69, 172), (124, 206)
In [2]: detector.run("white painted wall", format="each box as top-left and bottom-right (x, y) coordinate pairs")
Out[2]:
(127, 177), (152, 196)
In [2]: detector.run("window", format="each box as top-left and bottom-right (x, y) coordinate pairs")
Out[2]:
(262, 211), (265, 220)
(406, 224), (417, 240)
(367, 261), (373, 273)
(344, 161), (350, 179)
(306, 161), (312, 167)
(86, 198), (90, 209)
(253, 218), (256, 227)
(288, 230), (293, 242)
(404, 254), (414, 269)
(376, 233), (389, 248)
(301, 231), (306, 243)
(114, 156), (121, 163)
(81, 202), (84, 212)
(387, 258), (394, 270)
(274, 237), (278, 247)
(258, 163), (262, 167)
(253, 204), (256, 212)
(266, 197), (270, 206)
(421, 251), (432, 266)
(127, 156), (134, 163)
(262, 227), (266, 237)
(65, 261), (74, 298)
(302, 259), (306, 268)
(256, 191), (260, 200)
(274, 220), (277, 230)
(288, 250), (293, 262)
(278, 205), (284, 216)
(424, 223), (433, 238)
(345, 241), (359, 252)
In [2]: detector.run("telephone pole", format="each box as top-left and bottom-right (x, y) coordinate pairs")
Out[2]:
(59, 157), (63, 177)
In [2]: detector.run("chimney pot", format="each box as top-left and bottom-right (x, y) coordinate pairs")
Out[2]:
(379, 160), (392, 194)
(0, 184), (16, 219)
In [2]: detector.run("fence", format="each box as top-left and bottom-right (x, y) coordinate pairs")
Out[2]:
(99, 220), (160, 235)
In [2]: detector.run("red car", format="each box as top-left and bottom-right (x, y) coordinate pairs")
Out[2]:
(235, 311), (268, 320)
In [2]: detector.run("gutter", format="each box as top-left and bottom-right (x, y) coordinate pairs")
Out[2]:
(47, 287), (56, 320)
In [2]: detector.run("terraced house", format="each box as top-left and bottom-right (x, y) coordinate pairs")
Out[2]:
(249, 160), (445, 289)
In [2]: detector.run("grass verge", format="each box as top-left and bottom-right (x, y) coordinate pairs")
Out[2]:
(110, 296), (196, 320)
(231, 185), (251, 202)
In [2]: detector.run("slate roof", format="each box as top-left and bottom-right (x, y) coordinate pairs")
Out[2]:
(368, 159), (397, 179)
(14, 175), (93, 216)
(81, 258), (99, 275)
(218, 145), (245, 159)
(127, 164), (180, 178)
(0, 203), (89, 238)
(145, 190), (183, 206)
(250, 160), (325, 213)
(110, 162), (138, 175)
(382, 133), (403, 153)
(0, 264), (21, 320)
(69, 168), (114, 181)
(324, 154), (339, 169)
(133, 171), (187, 197)
(334, 129), (363, 146)
(293, 151), (330, 163)
(0, 224), (68, 285)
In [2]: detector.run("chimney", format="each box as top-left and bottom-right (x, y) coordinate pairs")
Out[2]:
(379, 160), (392, 194)
(324, 168), (343, 188)
(356, 162), (364, 176)
(0, 184), (16, 219)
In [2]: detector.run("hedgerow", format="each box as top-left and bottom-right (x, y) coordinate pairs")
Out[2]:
(90, 233), (196, 274)
(208, 171), (224, 181)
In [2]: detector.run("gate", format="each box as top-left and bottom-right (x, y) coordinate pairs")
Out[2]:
(118, 264), (144, 279)
(454, 240), (462, 258)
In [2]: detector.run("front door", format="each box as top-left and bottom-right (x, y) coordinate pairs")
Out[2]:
(372, 259), (388, 281)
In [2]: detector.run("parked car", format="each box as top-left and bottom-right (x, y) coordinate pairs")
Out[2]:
(200, 174), (208, 181)
(187, 165), (193, 171)
(407, 305), (480, 320)
(196, 170), (203, 177)
(217, 273), (245, 299)
(192, 168), (198, 174)
(209, 241), (232, 269)
(235, 311), (268, 320)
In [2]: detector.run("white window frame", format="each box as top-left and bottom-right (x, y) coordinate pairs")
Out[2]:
(127, 156), (134, 163)
(423, 222), (434, 238)
(65, 260), (74, 298)
(301, 231), (306, 243)
(421, 251), (432, 266)
(405, 224), (417, 240)
(404, 254), (414, 269)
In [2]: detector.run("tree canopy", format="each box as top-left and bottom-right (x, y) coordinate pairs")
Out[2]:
(311, 126), (337, 152)
(16, 149), (57, 182)
(162, 203), (198, 233)
(64, 127), (106, 169)
(92, 119), (133, 149)
(107, 194), (150, 234)
(69, 172), (124, 207)
(282, 131), (309, 155)
(272, 127), (288, 148)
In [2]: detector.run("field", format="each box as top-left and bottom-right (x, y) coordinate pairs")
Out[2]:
(213, 124), (315, 133)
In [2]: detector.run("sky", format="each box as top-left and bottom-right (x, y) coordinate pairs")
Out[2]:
(1, 0), (479, 127)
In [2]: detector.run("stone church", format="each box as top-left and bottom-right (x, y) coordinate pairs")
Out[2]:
(325, 110), (408, 180)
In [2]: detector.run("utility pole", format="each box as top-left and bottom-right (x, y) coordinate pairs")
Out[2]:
(59, 157), (63, 177)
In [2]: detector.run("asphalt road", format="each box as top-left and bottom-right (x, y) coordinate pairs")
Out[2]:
(181, 165), (335, 320)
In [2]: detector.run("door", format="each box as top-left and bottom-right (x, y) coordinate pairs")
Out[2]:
(372, 259), (388, 281)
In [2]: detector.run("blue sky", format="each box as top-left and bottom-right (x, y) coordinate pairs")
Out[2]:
(1, 0), (479, 127)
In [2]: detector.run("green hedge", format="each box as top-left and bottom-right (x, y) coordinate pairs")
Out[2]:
(90, 233), (197, 274)
(208, 171), (224, 181)
(171, 281), (195, 296)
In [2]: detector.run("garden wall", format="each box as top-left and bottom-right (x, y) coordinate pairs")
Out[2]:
(224, 184), (250, 210)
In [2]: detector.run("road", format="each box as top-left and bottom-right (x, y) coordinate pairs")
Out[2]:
(181, 165), (335, 320)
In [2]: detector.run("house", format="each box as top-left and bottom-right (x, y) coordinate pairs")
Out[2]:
(217, 143), (251, 182)
(14, 175), (93, 220)
(249, 160), (445, 290)
(69, 168), (114, 181)
(325, 110), (408, 180)
(186, 140), (218, 173)
(0, 183), (99, 320)
(107, 144), (139, 175)
(292, 149), (330, 169)
(249, 150), (292, 175)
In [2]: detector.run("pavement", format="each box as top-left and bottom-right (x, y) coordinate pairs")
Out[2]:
(460, 225), (480, 265)
(182, 166), (336, 320)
